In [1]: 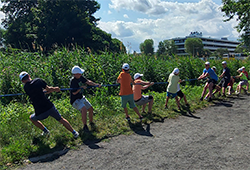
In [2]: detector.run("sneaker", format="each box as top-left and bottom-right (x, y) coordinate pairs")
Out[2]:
(185, 103), (190, 107)
(204, 97), (208, 100)
(228, 93), (231, 96)
(217, 93), (221, 97)
(126, 116), (130, 121)
(200, 97), (203, 101)
(164, 105), (168, 109)
(83, 125), (89, 132)
(208, 97), (212, 102)
(142, 111), (146, 114)
(235, 91), (239, 95)
(222, 94), (226, 97)
(139, 116), (143, 121)
(73, 131), (79, 139)
(41, 130), (50, 137)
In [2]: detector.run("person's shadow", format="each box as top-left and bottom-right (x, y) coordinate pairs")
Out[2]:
(128, 121), (153, 137)
(173, 105), (201, 119)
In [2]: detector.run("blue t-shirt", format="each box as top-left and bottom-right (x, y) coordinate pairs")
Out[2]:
(203, 68), (218, 81)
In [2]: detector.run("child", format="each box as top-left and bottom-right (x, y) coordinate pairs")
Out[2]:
(70, 66), (101, 132)
(133, 73), (154, 114)
(227, 76), (235, 95)
(117, 63), (143, 121)
(165, 68), (181, 110)
(235, 68), (249, 94)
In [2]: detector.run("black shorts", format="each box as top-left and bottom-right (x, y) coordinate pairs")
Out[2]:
(218, 78), (230, 88)
(207, 79), (217, 89)
(177, 90), (184, 98)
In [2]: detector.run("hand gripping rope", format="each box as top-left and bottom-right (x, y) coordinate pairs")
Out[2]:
(0, 78), (198, 98)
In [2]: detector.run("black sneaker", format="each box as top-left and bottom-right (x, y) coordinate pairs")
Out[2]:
(222, 94), (226, 97)
(126, 116), (130, 121)
(139, 116), (143, 121)
(208, 97), (212, 102)
(164, 105), (168, 109)
(83, 125), (89, 132)
(200, 97), (203, 101)
(186, 103), (190, 107)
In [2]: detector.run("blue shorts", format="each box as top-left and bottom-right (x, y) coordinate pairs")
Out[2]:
(30, 105), (62, 121)
(121, 94), (136, 109)
(166, 92), (177, 98)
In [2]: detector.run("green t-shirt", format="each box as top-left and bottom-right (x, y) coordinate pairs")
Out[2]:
(240, 72), (248, 81)
(167, 73), (180, 93)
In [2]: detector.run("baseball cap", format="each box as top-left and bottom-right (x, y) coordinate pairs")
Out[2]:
(172, 68), (179, 74)
(222, 61), (227, 64)
(19, 71), (28, 81)
(134, 73), (143, 79)
(212, 66), (216, 70)
(205, 62), (210, 65)
(72, 66), (85, 74)
(238, 68), (243, 72)
(241, 66), (245, 69)
(122, 63), (130, 70)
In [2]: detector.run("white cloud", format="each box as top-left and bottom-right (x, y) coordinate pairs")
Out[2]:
(123, 14), (129, 18)
(108, 10), (112, 14)
(99, 0), (240, 52)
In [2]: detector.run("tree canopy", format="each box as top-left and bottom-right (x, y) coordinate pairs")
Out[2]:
(1, 0), (126, 53)
(140, 39), (154, 55)
(184, 38), (203, 57)
(221, 0), (250, 47)
(157, 39), (177, 57)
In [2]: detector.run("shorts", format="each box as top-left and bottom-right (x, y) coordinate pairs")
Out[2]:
(218, 78), (230, 88)
(239, 80), (248, 86)
(207, 79), (217, 89)
(177, 90), (184, 98)
(121, 94), (136, 108)
(134, 95), (153, 106)
(30, 105), (62, 121)
(228, 79), (234, 87)
(166, 92), (177, 98)
(72, 97), (92, 111)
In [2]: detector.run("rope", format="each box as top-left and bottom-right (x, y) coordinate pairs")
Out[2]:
(0, 78), (198, 98)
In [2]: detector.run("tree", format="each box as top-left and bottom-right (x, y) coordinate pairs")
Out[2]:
(221, 0), (250, 47)
(1, 0), (125, 53)
(140, 39), (154, 55)
(157, 39), (177, 57)
(184, 38), (203, 57)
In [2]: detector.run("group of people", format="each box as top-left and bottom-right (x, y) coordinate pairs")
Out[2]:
(19, 61), (249, 138)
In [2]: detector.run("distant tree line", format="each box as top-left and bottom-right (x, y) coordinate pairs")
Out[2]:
(0, 0), (126, 53)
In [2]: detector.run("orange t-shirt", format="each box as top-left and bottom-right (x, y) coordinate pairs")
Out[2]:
(117, 71), (133, 96)
(133, 79), (142, 100)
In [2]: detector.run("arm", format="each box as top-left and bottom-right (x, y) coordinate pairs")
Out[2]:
(235, 73), (242, 79)
(45, 85), (60, 94)
(86, 80), (101, 87)
(141, 82), (154, 90)
(219, 71), (225, 78)
(198, 72), (209, 80)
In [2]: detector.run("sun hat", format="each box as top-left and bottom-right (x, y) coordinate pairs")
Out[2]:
(122, 63), (130, 70)
(205, 61), (210, 65)
(19, 71), (28, 81)
(72, 66), (85, 74)
(172, 68), (179, 74)
(222, 61), (227, 64)
(134, 73), (143, 80)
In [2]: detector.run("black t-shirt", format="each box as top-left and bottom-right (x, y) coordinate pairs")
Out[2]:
(70, 76), (87, 104)
(222, 67), (231, 80)
(24, 78), (53, 115)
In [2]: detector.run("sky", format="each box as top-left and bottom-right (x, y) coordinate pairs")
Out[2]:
(94, 0), (239, 53)
(0, 0), (239, 53)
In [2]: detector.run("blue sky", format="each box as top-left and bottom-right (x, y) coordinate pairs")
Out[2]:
(95, 0), (239, 53)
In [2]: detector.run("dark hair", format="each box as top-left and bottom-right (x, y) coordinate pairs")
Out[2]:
(22, 74), (29, 81)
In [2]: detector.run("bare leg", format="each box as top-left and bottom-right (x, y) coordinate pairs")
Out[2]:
(142, 104), (147, 112)
(81, 106), (87, 125)
(175, 96), (181, 109)
(208, 83), (214, 98)
(183, 95), (188, 104)
(88, 106), (94, 123)
(29, 115), (44, 130)
(165, 96), (170, 107)
(201, 83), (209, 98)
(59, 118), (74, 132)
(124, 108), (129, 118)
(133, 107), (142, 117)
(148, 98), (154, 113)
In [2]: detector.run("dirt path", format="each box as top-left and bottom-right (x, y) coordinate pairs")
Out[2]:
(19, 95), (250, 170)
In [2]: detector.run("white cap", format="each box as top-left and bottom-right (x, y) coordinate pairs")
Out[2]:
(241, 66), (245, 69)
(72, 66), (85, 74)
(222, 61), (227, 64)
(172, 68), (179, 74)
(238, 68), (243, 72)
(122, 63), (130, 70)
(212, 66), (216, 70)
(134, 73), (143, 79)
(19, 71), (28, 81)
(205, 62), (210, 65)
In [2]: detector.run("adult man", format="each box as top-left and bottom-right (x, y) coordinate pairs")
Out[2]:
(198, 62), (218, 102)
(70, 66), (101, 132)
(19, 71), (79, 138)
(217, 61), (231, 97)
(133, 73), (154, 114)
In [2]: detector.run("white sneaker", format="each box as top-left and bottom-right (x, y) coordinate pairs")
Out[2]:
(41, 130), (50, 137)
(73, 131), (79, 139)
(235, 91), (239, 95)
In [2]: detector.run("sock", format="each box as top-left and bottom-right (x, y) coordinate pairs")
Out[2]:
(43, 127), (48, 132)
(72, 130), (76, 135)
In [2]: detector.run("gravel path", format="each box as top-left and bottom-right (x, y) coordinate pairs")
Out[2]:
(19, 95), (250, 170)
